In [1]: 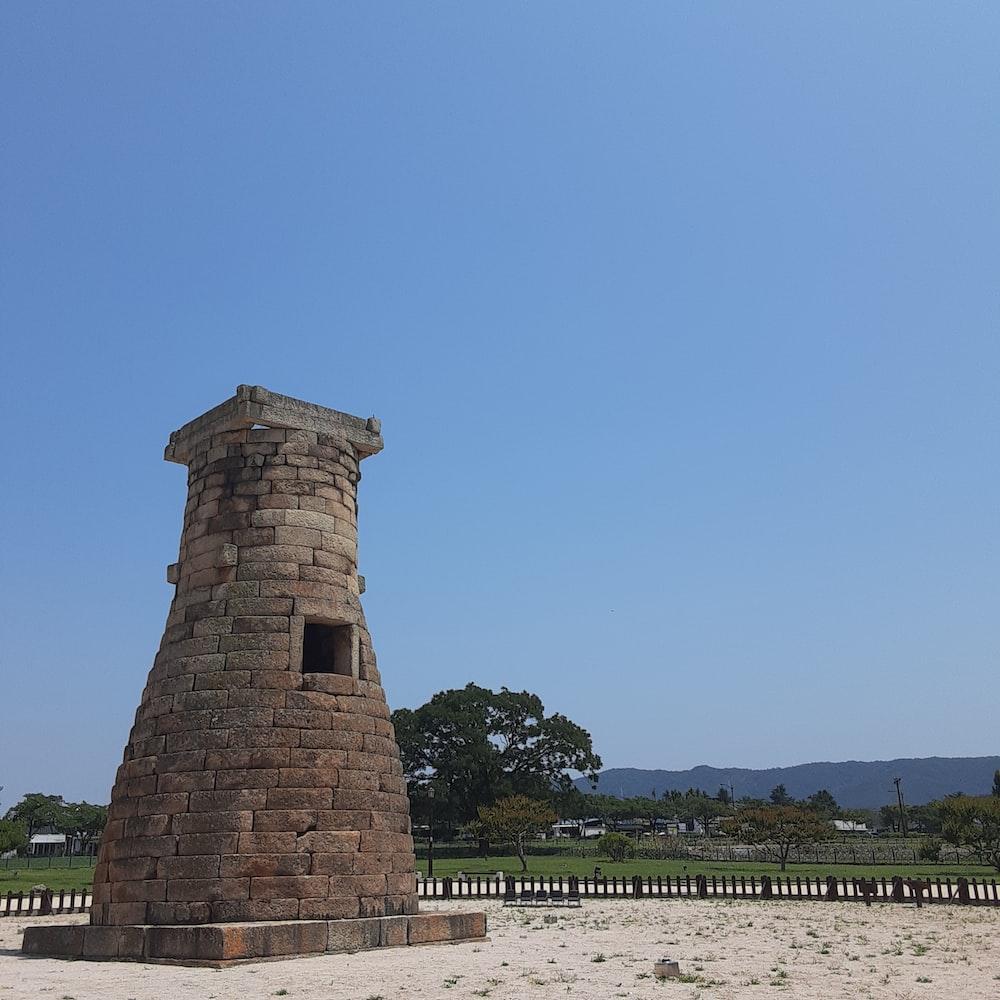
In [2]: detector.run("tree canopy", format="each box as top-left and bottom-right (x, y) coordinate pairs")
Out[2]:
(392, 684), (602, 827)
(804, 789), (839, 818)
(0, 819), (27, 856)
(769, 784), (794, 806)
(938, 795), (1000, 871)
(4, 793), (66, 839)
(723, 804), (830, 870)
(3, 793), (107, 851)
(475, 795), (556, 871)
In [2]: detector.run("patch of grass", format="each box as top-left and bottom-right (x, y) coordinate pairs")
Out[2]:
(591, 953), (607, 963)
(0, 864), (96, 893)
(416, 853), (995, 881)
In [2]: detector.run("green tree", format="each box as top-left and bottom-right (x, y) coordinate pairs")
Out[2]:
(4, 793), (67, 840)
(597, 831), (636, 862)
(805, 789), (839, 819)
(629, 796), (664, 836)
(0, 819), (28, 856)
(723, 805), (829, 871)
(476, 795), (556, 872)
(938, 795), (1000, 871)
(879, 803), (900, 832)
(393, 684), (601, 827)
(769, 784), (794, 806)
(677, 792), (732, 836)
(992, 769), (1000, 798)
(58, 802), (108, 854)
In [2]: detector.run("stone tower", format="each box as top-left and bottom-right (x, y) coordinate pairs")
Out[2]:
(24, 387), (484, 963)
(89, 387), (417, 927)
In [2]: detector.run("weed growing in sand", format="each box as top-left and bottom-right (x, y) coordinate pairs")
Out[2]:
(916, 976), (932, 983)
(912, 943), (930, 956)
(272, 991), (289, 997)
(591, 953), (607, 963)
(442, 975), (462, 988)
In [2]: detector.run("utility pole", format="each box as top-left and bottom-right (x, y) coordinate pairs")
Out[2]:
(893, 777), (908, 837)
(427, 785), (435, 878)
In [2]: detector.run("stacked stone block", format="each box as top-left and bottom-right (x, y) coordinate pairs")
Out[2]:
(90, 387), (417, 927)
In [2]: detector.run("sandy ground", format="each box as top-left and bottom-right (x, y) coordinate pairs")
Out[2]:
(2, 900), (999, 1000)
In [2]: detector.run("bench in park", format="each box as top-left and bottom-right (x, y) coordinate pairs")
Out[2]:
(503, 884), (582, 907)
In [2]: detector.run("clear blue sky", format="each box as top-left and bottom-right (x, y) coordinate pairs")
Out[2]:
(1, 4), (997, 811)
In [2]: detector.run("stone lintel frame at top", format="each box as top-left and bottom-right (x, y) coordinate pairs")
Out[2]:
(165, 385), (384, 467)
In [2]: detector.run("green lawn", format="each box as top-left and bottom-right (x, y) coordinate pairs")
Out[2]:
(0, 863), (96, 894)
(1, 854), (994, 894)
(420, 854), (998, 882)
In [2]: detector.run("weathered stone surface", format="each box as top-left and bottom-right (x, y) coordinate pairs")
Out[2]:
(408, 911), (488, 944)
(22, 924), (85, 957)
(326, 916), (380, 953)
(380, 914), (409, 947)
(87, 390), (417, 927)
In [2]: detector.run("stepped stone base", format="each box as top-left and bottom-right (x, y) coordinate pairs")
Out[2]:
(22, 911), (487, 966)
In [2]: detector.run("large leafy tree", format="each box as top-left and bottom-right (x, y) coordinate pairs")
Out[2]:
(393, 684), (601, 827)
(3, 795), (108, 853)
(723, 805), (830, 870)
(58, 802), (108, 853)
(4, 793), (67, 840)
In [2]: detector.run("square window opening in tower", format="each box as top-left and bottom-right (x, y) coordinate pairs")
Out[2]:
(302, 621), (354, 676)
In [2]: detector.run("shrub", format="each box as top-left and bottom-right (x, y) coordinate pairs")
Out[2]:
(917, 837), (942, 862)
(0, 819), (27, 856)
(597, 832), (636, 862)
(636, 836), (690, 860)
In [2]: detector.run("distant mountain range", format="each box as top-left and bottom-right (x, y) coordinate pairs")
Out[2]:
(575, 757), (1000, 809)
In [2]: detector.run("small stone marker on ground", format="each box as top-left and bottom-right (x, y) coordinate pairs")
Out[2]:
(654, 958), (681, 978)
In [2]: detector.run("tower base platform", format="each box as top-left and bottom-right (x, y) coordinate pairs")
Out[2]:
(22, 911), (487, 966)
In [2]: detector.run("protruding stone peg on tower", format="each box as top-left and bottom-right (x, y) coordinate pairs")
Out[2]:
(23, 386), (485, 964)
